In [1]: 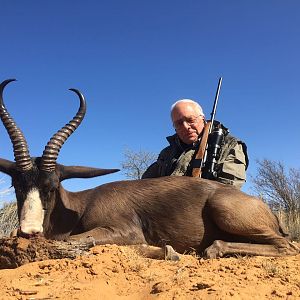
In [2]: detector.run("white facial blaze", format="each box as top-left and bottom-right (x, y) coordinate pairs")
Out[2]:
(20, 188), (44, 235)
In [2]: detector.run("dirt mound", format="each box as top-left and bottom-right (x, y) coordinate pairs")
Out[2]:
(0, 241), (300, 299)
(0, 237), (92, 269)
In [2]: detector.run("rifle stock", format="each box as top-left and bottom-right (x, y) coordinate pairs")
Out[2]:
(191, 121), (211, 177)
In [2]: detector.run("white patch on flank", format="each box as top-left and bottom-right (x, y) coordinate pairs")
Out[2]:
(20, 188), (44, 235)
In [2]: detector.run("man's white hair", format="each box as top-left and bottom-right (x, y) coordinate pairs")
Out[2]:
(170, 99), (205, 117)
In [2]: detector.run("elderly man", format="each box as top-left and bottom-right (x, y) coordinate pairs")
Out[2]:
(142, 99), (248, 189)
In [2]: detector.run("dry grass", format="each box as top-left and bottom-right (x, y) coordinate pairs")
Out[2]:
(262, 260), (282, 278)
(275, 210), (300, 242)
(0, 201), (18, 237)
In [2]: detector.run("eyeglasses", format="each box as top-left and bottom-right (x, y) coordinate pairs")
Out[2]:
(173, 115), (203, 128)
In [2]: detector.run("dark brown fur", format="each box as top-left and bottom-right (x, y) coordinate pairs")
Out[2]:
(36, 174), (299, 258)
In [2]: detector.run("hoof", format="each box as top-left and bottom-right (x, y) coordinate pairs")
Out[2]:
(204, 240), (225, 259)
(164, 245), (180, 261)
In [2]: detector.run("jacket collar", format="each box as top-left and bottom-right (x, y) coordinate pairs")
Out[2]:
(166, 134), (200, 152)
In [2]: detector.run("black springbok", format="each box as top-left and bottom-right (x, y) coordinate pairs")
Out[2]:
(0, 79), (299, 258)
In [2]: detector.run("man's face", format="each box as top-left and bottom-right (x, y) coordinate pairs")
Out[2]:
(171, 102), (205, 145)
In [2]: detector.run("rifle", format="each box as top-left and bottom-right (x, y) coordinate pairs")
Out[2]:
(191, 77), (223, 178)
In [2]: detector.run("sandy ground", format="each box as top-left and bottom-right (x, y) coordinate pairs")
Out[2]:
(0, 244), (300, 300)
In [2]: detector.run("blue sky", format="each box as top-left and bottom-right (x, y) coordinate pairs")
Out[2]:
(0, 1), (300, 200)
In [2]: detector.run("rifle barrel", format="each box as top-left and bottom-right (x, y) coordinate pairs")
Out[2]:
(209, 77), (223, 132)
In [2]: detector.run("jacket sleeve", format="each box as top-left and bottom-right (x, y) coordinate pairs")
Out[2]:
(141, 161), (160, 179)
(142, 146), (173, 179)
(217, 140), (248, 189)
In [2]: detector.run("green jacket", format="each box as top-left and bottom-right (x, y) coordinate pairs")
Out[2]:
(142, 131), (248, 189)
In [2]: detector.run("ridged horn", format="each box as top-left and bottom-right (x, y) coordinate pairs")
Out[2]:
(40, 88), (86, 172)
(0, 79), (33, 172)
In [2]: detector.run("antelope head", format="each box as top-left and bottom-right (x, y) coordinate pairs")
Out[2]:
(0, 79), (119, 237)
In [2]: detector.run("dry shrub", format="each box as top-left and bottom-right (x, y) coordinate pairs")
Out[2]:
(121, 148), (157, 179)
(275, 210), (300, 241)
(252, 159), (300, 241)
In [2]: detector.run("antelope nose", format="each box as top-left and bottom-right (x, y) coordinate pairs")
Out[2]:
(18, 227), (44, 238)
(19, 222), (44, 236)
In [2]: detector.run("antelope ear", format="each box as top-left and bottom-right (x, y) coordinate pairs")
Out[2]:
(0, 158), (16, 176)
(57, 164), (120, 181)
